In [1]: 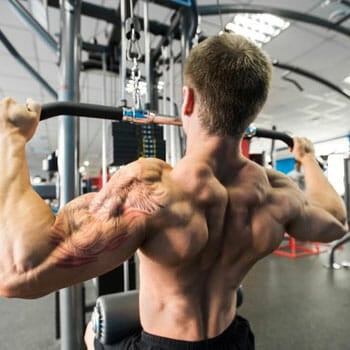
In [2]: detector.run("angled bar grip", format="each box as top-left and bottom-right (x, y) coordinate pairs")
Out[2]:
(40, 102), (124, 121)
(245, 125), (294, 148)
(254, 129), (294, 148)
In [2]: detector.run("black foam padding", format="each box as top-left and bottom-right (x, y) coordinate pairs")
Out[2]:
(93, 290), (140, 345)
(40, 102), (124, 121)
(254, 129), (294, 148)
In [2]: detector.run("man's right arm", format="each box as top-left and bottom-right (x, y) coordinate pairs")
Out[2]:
(285, 137), (348, 242)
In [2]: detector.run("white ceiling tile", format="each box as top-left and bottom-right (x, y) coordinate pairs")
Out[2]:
(264, 24), (330, 62)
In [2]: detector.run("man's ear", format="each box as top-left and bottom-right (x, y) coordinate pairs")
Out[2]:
(182, 86), (195, 116)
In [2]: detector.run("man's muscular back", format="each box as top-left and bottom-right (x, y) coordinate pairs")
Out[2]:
(138, 156), (291, 341)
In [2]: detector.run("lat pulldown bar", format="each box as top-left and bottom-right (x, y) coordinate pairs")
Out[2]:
(41, 102), (183, 126)
(40, 102), (294, 148)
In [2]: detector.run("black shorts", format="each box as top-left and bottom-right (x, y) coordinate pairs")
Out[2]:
(93, 315), (255, 350)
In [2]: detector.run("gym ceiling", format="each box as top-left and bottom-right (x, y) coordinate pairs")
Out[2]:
(0, 0), (349, 176)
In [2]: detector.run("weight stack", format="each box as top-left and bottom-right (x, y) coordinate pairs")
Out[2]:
(112, 122), (165, 165)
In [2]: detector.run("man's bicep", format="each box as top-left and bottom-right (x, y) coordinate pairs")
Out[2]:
(286, 204), (345, 243)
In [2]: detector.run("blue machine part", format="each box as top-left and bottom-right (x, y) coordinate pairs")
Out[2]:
(276, 157), (296, 174)
(123, 108), (147, 119)
(170, 0), (192, 7)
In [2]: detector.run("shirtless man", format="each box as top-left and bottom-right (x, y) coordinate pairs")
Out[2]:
(0, 34), (347, 350)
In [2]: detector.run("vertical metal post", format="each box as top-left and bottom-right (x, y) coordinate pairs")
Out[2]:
(74, 0), (81, 197)
(162, 45), (172, 164)
(169, 35), (181, 166)
(58, 1), (84, 349)
(120, 0), (127, 103)
(119, 0), (129, 292)
(179, 8), (193, 157)
(144, 0), (151, 109)
(344, 156), (350, 217)
(161, 46), (168, 116)
(102, 53), (108, 186)
(180, 8), (191, 83)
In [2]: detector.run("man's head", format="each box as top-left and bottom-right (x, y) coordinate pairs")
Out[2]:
(183, 33), (272, 137)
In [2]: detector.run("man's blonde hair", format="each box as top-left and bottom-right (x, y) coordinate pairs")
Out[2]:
(184, 33), (272, 136)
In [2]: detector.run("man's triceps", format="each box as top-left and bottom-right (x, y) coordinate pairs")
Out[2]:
(49, 179), (165, 268)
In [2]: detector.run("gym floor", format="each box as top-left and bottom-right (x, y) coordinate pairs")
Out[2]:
(0, 240), (349, 350)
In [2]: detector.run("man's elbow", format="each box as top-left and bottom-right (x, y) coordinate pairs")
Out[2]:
(337, 209), (348, 236)
(0, 274), (47, 299)
(0, 286), (46, 299)
(331, 219), (349, 241)
(341, 220), (349, 237)
(327, 203), (348, 239)
(0, 284), (15, 298)
(0, 282), (28, 299)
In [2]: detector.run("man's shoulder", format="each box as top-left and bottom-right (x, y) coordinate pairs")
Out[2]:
(113, 158), (171, 183)
(265, 167), (297, 189)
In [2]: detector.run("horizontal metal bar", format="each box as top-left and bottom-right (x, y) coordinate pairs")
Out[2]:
(82, 41), (110, 53)
(273, 61), (350, 101)
(48, 0), (117, 22)
(48, 0), (174, 37)
(335, 12), (350, 25)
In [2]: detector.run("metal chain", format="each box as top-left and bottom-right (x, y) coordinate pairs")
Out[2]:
(131, 56), (142, 111)
(126, 10), (142, 115)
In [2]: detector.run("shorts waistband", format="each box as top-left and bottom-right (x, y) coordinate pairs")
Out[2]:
(141, 317), (241, 350)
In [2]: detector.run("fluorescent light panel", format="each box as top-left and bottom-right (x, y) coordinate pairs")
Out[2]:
(225, 14), (290, 47)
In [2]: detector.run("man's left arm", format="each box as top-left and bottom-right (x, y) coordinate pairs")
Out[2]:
(0, 98), (163, 298)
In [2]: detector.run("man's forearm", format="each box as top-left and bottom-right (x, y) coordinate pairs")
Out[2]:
(0, 135), (55, 296)
(0, 134), (29, 190)
(302, 155), (347, 225)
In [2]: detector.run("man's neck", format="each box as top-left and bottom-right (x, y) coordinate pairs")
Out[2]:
(185, 130), (246, 179)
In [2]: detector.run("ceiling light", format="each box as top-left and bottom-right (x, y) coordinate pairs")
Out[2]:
(343, 75), (350, 85)
(322, 0), (341, 6)
(79, 166), (86, 174)
(225, 14), (290, 47)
